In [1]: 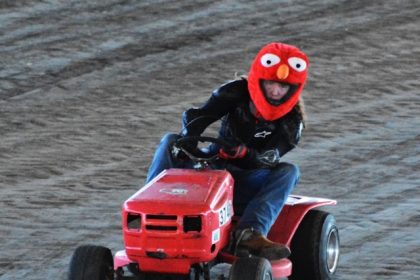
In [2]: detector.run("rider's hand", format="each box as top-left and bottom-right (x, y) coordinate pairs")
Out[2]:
(171, 135), (198, 161)
(218, 145), (248, 159)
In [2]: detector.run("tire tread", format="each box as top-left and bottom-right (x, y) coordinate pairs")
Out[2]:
(68, 245), (113, 280)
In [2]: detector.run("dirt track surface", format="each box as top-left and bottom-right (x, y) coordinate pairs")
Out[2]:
(1, 1), (419, 279)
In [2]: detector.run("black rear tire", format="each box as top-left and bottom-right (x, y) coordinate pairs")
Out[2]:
(290, 210), (340, 280)
(229, 257), (272, 280)
(68, 245), (114, 280)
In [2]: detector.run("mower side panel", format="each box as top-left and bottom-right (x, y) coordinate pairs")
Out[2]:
(268, 195), (337, 247)
(218, 251), (293, 279)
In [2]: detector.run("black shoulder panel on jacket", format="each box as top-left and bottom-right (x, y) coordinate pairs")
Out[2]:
(212, 79), (249, 102)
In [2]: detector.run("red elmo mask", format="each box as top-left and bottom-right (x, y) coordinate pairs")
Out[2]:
(248, 42), (309, 120)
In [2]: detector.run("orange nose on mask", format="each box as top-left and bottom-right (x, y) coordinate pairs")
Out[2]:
(276, 64), (289, 80)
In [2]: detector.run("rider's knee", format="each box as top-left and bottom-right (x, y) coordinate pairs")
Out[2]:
(276, 162), (300, 180)
(160, 133), (181, 146)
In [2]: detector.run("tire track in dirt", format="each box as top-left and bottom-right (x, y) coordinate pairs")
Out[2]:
(0, 0), (232, 100)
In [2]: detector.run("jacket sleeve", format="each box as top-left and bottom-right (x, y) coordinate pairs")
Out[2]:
(270, 112), (304, 156)
(181, 80), (247, 136)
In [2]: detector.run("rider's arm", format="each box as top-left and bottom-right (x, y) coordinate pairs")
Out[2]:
(181, 79), (248, 136)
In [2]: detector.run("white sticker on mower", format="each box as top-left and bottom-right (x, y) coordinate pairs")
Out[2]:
(218, 200), (232, 227)
(212, 228), (220, 243)
(159, 188), (188, 195)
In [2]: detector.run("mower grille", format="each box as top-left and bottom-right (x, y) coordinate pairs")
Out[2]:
(144, 214), (178, 232)
(146, 214), (177, 220)
(140, 214), (202, 233)
(145, 225), (177, 231)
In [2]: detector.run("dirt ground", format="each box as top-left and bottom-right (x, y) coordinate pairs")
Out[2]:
(0, 0), (419, 279)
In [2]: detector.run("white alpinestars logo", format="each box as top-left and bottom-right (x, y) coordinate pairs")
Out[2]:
(254, 131), (272, 138)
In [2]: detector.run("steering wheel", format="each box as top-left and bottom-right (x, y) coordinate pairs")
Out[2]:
(173, 136), (233, 165)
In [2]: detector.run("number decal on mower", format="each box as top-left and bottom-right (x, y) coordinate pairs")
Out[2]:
(218, 201), (232, 227)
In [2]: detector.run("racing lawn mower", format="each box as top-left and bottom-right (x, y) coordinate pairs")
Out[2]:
(68, 136), (340, 280)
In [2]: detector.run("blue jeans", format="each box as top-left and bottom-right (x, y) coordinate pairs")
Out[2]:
(146, 133), (300, 236)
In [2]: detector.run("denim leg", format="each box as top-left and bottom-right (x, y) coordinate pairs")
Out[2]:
(145, 133), (182, 183)
(230, 163), (300, 236)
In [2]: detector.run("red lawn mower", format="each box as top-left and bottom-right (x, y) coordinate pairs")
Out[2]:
(69, 136), (340, 280)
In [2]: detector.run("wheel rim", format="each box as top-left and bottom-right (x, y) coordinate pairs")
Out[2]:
(263, 271), (272, 280)
(326, 227), (339, 273)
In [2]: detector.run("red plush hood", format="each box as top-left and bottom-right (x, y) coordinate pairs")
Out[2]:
(248, 42), (309, 120)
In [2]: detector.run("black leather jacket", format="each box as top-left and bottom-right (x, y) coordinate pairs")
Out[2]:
(181, 79), (304, 169)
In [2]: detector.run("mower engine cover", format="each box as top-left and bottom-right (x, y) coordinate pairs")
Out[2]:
(121, 169), (234, 274)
